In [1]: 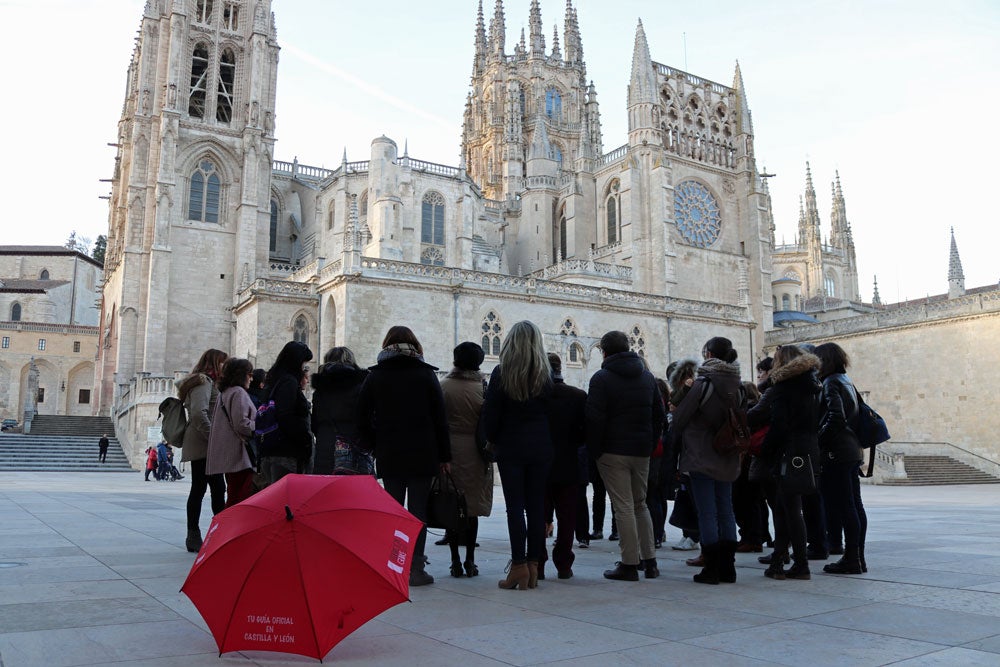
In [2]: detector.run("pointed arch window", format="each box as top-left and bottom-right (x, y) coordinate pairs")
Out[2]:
(195, 0), (213, 24)
(560, 318), (577, 337)
(216, 49), (235, 123)
(518, 85), (527, 117)
(781, 294), (791, 311)
(421, 191), (445, 246)
(558, 214), (567, 260)
(188, 159), (221, 223)
(269, 199), (279, 252)
(222, 2), (239, 30)
(188, 43), (209, 118)
(327, 200), (335, 230)
(482, 310), (503, 357)
(568, 342), (584, 365)
(293, 315), (309, 347)
(39, 269), (50, 280)
(824, 275), (837, 298)
(10, 303), (21, 322)
(606, 179), (621, 245)
(545, 87), (562, 120)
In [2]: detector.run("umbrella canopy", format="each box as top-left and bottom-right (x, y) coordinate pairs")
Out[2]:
(181, 474), (423, 660)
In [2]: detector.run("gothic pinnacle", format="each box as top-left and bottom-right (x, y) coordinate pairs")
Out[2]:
(948, 227), (965, 283)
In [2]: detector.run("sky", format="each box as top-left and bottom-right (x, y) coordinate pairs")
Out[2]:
(1, 0), (998, 303)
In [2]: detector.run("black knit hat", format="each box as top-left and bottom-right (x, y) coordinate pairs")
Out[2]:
(453, 341), (485, 371)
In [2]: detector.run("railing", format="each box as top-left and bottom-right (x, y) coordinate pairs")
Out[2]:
(532, 258), (633, 283)
(271, 159), (334, 181)
(319, 259), (343, 280)
(592, 241), (622, 260)
(0, 322), (100, 334)
(269, 262), (297, 274)
(290, 259), (320, 282)
(600, 144), (628, 165)
(653, 62), (732, 95)
(402, 158), (460, 178)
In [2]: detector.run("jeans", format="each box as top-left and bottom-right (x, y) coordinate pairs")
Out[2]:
(597, 454), (655, 565)
(186, 458), (226, 530)
(382, 476), (433, 572)
(542, 482), (579, 572)
(688, 472), (737, 546)
(498, 461), (550, 563)
(821, 461), (865, 550)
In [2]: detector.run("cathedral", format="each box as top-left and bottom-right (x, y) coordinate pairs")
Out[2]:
(98, 0), (778, 459)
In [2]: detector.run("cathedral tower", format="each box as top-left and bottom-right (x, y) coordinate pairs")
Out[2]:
(97, 0), (279, 412)
(948, 228), (965, 299)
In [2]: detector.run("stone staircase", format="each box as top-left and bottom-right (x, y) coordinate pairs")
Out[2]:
(0, 415), (133, 472)
(882, 455), (1000, 486)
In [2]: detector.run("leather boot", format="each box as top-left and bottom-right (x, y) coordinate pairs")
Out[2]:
(719, 540), (737, 583)
(764, 557), (786, 580)
(185, 528), (202, 553)
(823, 547), (863, 574)
(693, 543), (720, 585)
(498, 562), (530, 590)
(527, 560), (540, 588)
(603, 562), (639, 581)
(642, 558), (660, 579)
(686, 550), (705, 567)
(785, 557), (811, 580)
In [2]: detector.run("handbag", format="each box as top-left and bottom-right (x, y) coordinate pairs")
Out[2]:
(426, 472), (468, 531)
(748, 455), (772, 483)
(853, 385), (891, 478)
(668, 482), (699, 532)
(778, 451), (816, 495)
(333, 435), (375, 475)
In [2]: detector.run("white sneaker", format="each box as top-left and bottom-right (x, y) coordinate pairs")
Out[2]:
(671, 536), (699, 551)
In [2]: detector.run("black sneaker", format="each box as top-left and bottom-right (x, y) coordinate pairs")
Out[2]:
(588, 531), (604, 540)
(608, 532), (620, 542)
(603, 562), (639, 581)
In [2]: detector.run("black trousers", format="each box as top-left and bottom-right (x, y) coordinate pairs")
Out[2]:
(733, 460), (767, 545)
(543, 482), (579, 571)
(186, 458), (225, 530)
(382, 476), (433, 572)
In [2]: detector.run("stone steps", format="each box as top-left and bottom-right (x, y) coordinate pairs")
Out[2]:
(882, 455), (1000, 485)
(29, 415), (116, 438)
(0, 433), (134, 472)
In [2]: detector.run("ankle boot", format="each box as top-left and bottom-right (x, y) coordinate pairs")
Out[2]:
(603, 562), (640, 581)
(823, 547), (863, 574)
(527, 560), (540, 588)
(719, 541), (737, 583)
(764, 558), (786, 580)
(642, 558), (660, 579)
(859, 545), (868, 573)
(693, 543), (720, 585)
(498, 562), (529, 590)
(785, 558), (811, 580)
(686, 550), (705, 567)
(185, 528), (202, 553)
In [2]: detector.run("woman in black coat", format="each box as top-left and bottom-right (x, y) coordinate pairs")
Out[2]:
(752, 344), (822, 581)
(358, 326), (451, 587)
(262, 341), (314, 484)
(815, 342), (868, 575)
(311, 346), (369, 475)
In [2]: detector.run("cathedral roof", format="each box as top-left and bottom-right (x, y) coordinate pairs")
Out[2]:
(0, 278), (70, 293)
(773, 310), (819, 327)
(0, 246), (103, 268)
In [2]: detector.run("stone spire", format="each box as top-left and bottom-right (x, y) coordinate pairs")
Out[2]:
(948, 227), (965, 298)
(732, 60), (754, 135)
(473, 0), (487, 75)
(529, 111), (551, 160)
(564, 0), (582, 64)
(488, 0), (506, 59)
(529, 0), (545, 58)
(627, 19), (659, 146)
(551, 24), (561, 60)
(802, 162), (821, 243)
(872, 275), (882, 307)
(830, 170), (851, 249)
(515, 27), (526, 59)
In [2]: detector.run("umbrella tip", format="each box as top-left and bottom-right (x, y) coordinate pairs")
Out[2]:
(285, 505), (294, 521)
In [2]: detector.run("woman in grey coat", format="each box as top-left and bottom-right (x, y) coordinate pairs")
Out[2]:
(177, 348), (228, 552)
(207, 358), (256, 507)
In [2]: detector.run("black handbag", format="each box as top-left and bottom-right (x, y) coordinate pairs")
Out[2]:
(668, 482), (699, 532)
(778, 452), (816, 495)
(426, 472), (468, 531)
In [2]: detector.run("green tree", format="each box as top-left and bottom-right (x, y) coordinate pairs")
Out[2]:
(92, 235), (107, 265)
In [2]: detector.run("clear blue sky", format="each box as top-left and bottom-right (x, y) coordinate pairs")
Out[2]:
(2, 0), (997, 301)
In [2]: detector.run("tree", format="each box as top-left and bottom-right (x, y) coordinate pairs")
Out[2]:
(64, 230), (90, 254)
(91, 235), (107, 265)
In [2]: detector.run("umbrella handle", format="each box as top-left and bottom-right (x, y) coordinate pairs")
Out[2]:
(285, 505), (294, 521)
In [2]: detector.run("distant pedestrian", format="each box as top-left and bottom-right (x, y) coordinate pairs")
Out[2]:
(144, 446), (157, 481)
(98, 434), (110, 463)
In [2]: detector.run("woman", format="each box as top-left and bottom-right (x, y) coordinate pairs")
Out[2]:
(177, 348), (228, 552)
(673, 337), (743, 585)
(207, 358), (257, 507)
(815, 341), (868, 574)
(311, 347), (369, 475)
(439, 342), (493, 578)
(262, 341), (314, 483)
(481, 320), (553, 590)
(358, 326), (451, 587)
(753, 344), (822, 581)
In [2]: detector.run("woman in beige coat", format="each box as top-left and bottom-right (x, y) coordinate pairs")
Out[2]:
(439, 342), (494, 577)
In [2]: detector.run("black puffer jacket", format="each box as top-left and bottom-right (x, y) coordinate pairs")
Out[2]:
(311, 363), (369, 474)
(265, 342), (314, 462)
(585, 351), (665, 459)
(819, 372), (863, 463)
(760, 353), (822, 473)
(357, 352), (451, 478)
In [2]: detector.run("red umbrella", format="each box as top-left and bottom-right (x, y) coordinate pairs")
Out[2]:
(181, 474), (423, 660)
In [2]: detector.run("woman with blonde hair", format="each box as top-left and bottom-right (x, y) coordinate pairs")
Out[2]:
(482, 320), (553, 589)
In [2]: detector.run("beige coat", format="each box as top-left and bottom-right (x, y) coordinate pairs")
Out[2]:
(178, 374), (218, 463)
(440, 370), (493, 517)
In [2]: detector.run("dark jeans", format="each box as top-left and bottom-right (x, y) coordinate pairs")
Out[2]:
(543, 482), (578, 572)
(498, 461), (550, 563)
(821, 461), (866, 550)
(448, 517), (479, 564)
(186, 458), (226, 530)
(688, 472), (737, 546)
(645, 459), (668, 542)
(99, 449), (107, 463)
(382, 476), (433, 572)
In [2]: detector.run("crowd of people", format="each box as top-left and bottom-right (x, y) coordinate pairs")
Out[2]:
(166, 324), (870, 587)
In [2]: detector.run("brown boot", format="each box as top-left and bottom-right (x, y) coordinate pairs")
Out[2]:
(498, 562), (530, 590)
(686, 550), (705, 567)
(527, 561), (539, 588)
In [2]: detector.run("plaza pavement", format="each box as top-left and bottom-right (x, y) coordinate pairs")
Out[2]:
(1, 473), (1000, 667)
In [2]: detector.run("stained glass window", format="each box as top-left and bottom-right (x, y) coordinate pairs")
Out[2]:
(674, 180), (721, 247)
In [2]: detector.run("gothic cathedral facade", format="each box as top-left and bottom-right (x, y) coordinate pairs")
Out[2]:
(99, 0), (776, 460)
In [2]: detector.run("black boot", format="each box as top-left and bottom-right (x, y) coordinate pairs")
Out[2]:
(758, 550), (790, 565)
(603, 562), (639, 581)
(859, 544), (868, 573)
(785, 557), (811, 580)
(823, 547), (863, 574)
(719, 540), (737, 583)
(693, 543), (720, 585)
(642, 558), (660, 579)
(764, 557), (786, 580)
(185, 528), (202, 553)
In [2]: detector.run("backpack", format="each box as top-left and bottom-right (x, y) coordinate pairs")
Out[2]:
(853, 386), (890, 478)
(701, 377), (751, 457)
(158, 396), (188, 446)
(253, 399), (281, 457)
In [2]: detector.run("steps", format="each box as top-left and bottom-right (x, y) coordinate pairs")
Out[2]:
(0, 433), (134, 472)
(882, 455), (1000, 486)
(29, 415), (116, 438)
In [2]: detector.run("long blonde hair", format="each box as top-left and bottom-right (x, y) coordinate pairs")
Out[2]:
(498, 320), (551, 402)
